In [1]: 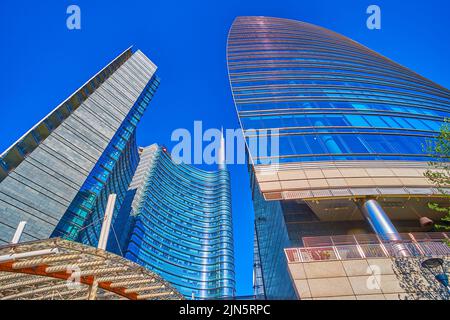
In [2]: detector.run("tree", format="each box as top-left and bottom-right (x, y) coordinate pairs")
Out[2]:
(424, 120), (450, 232)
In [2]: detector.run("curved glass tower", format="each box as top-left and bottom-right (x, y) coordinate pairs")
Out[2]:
(228, 16), (449, 165)
(116, 144), (235, 299)
(227, 16), (450, 299)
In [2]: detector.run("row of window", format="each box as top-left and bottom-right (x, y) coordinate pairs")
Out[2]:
(250, 133), (433, 164)
(241, 113), (443, 132)
(52, 75), (159, 243)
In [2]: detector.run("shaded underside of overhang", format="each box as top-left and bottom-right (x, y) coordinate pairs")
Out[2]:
(255, 160), (447, 201)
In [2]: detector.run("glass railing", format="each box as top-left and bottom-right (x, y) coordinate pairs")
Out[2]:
(285, 232), (450, 263)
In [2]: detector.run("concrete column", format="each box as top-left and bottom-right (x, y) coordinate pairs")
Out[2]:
(88, 280), (99, 301)
(10, 221), (27, 244)
(97, 194), (116, 250)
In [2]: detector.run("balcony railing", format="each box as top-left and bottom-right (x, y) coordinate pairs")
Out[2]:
(285, 232), (450, 263)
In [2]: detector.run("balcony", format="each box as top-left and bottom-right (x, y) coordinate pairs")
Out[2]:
(285, 232), (450, 263)
(285, 232), (450, 300)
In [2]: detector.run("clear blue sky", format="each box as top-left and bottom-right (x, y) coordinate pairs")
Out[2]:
(1, 0), (449, 296)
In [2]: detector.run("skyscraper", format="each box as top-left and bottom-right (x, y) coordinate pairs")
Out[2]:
(0, 48), (159, 246)
(114, 144), (236, 299)
(227, 16), (450, 299)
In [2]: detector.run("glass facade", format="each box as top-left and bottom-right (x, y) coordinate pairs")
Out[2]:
(0, 48), (158, 245)
(252, 225), (266, 299)
(115, 145), (235, 299)
(227, 16), (450, 299)
(52, 76), (160, 247)
(227, 16), (450, 165)
(253, 183), (295, 299)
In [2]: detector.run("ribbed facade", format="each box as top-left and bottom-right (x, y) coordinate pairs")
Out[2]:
(52, 74), (160, 246)
(252, 183), (295, 299)
(227, 16), (450, 299)
(0, 48), (158, 245)
(116, 145), (235, 299)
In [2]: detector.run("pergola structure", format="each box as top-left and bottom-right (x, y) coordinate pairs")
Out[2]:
(0, 238), (184, 300)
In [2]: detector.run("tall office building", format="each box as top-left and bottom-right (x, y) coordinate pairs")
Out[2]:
(114, 144), (236, 299)
(227, 16), (450, 299)
(0, 48), (159, 247)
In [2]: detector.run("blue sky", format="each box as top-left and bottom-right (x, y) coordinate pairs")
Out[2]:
(1, 0), (449, 296)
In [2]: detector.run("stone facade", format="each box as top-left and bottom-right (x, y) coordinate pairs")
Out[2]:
(288, 257), (449, 300)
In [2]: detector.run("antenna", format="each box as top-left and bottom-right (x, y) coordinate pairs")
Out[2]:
(218, 127), (226, 170)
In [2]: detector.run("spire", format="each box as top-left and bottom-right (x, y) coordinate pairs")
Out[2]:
(218, 127), (226, 171)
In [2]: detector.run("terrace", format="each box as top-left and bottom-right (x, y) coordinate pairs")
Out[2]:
(285, 232), (450, 263)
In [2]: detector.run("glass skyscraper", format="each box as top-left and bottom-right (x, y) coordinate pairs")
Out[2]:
(227, 16), (450, 299)
(0, 47), (159, 246)
(114, 144), (236, 299)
